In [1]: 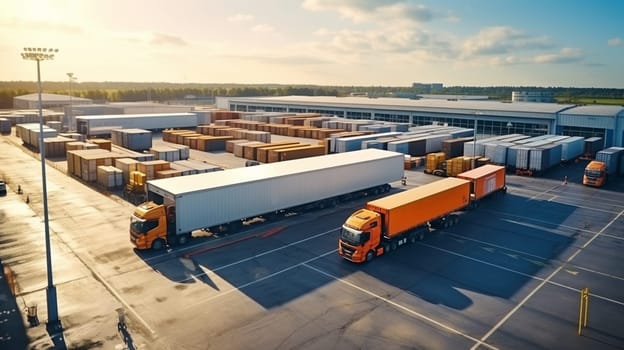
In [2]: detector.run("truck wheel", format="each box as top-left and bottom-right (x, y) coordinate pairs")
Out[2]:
(177, 234), (189, 245)
(382, 243), (390, 254)
(151, 239), (165, 250)
(390, 241), (397, 252)
(418, 231), (425, 241)
(366, 251), (375, 262)
(408, 234), (417, 244)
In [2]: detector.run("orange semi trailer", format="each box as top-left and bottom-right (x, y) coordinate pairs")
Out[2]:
(456, 164), (507, 204)
(339, 177), (471, 263)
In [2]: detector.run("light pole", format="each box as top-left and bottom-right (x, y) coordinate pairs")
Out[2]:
(21, 47), (62, 334)
(67, 72), (76, 131)
(472, 112), (481, 169)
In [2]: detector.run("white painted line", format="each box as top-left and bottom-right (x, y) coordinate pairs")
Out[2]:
(445, 232), (624, 282)
(303, 263), (500, 350)
(469, 207), (624, 349)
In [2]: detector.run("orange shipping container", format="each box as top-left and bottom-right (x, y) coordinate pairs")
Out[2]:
(365, 177), (471, 238)
(268, 145), (325, 163)
(456, 164), (506, 201)
(256, 143), (307, 163)
(244, 141), (299, 160)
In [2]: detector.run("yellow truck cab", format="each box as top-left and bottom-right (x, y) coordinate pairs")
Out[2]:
(130, 201), (175, 250)
(583, 161), (606, 187)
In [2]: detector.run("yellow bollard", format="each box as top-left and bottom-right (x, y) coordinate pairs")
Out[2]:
(578, 287), (589, 335)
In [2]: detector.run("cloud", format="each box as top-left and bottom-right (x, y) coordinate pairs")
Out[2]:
(150, 33), (188, 46)
(462, 26), (552, 57)
(1, 17), (83, 35)
(227, 13), (254, 22)
(608, 37), (623, 47)
(302, 0), (432, 24)
(533, 47), (583, 64)
(252, 24), (275, 33)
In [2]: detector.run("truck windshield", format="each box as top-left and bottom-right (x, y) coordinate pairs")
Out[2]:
(584, 169), (602, 178)
(130, 215), (148, 234)
(340, 226), (362, 245)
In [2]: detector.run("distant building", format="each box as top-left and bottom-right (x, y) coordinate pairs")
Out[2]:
(512, 91), (555, 103)
(13, 93), (92, 110)
(223, 95), (624, 147)
(412, 83), (444, 92)
(416, 94), (488, 101)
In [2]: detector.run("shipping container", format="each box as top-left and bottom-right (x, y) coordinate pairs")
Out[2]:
(111, 128), (152, 151)
(442, 137), (473, 158)
(529, 144), (562, 172)
(334, 132), (401, 153)
(457, 164), (506, 201)
(76, 113), (198, 137)
(97, 165), (123, 189)
(583, 137), (603, 158)
(555, 136), (584, 162)
(364, 178), (471, 238)
(514, 146), (531, 170)
(0, 118), (10, 134)
(596, 147), (624, 175)
(268, 145), (325, 163)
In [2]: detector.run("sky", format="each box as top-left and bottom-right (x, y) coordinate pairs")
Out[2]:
(1, 0), (623, 88)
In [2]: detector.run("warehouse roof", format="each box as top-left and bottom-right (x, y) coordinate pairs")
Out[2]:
(75, 112), (196, 120)
(559, 105), (624, 117)
(15, 93), (92, 104)
(230, 96), (576, 115)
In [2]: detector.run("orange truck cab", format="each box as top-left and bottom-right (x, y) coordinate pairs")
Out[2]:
(583, 161), (607, 187)
(130, 201), (177, 250)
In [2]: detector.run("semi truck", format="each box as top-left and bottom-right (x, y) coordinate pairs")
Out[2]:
(339, 165), (507, 263)
(130, 149), (404, 250)
(582, 160), (607, 187)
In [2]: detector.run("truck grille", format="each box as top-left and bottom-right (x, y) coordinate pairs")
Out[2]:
(340, 242), (355, 258)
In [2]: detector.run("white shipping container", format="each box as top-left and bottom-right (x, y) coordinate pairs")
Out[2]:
(515, 147), (531, 169)
(76, 113), (198, 136)
(596, 147), (624, 175)
(146, 149), (404, 235)
(334, 132), (401, 153)
(555, 136), (584, 161)
(423, 134), (451, 153)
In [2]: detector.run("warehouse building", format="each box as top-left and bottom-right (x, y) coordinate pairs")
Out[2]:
(222, 96), (624, 147)
(13, 93), (92, 109)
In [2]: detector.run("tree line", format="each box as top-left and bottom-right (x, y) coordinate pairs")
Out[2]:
(0, 81), (622, 109)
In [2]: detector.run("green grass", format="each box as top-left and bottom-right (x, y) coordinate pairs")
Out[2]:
(556, 97), (624, 105)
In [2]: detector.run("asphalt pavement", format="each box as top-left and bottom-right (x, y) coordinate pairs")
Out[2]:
(1, 130), (623, 349)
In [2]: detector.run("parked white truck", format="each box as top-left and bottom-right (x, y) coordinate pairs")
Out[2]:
(130, 149), (404, 250)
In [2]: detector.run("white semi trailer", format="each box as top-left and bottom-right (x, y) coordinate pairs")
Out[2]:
(130, 149), (404, 250)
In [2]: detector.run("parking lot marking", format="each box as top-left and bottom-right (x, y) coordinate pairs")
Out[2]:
(445, 232), (624, 283)
(469, 207), (624, 350)
(511, 187), (623, 213)
(303, 263), (499, 350)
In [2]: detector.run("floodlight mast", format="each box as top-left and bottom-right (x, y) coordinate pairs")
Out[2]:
(21, 47), (63, 335)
